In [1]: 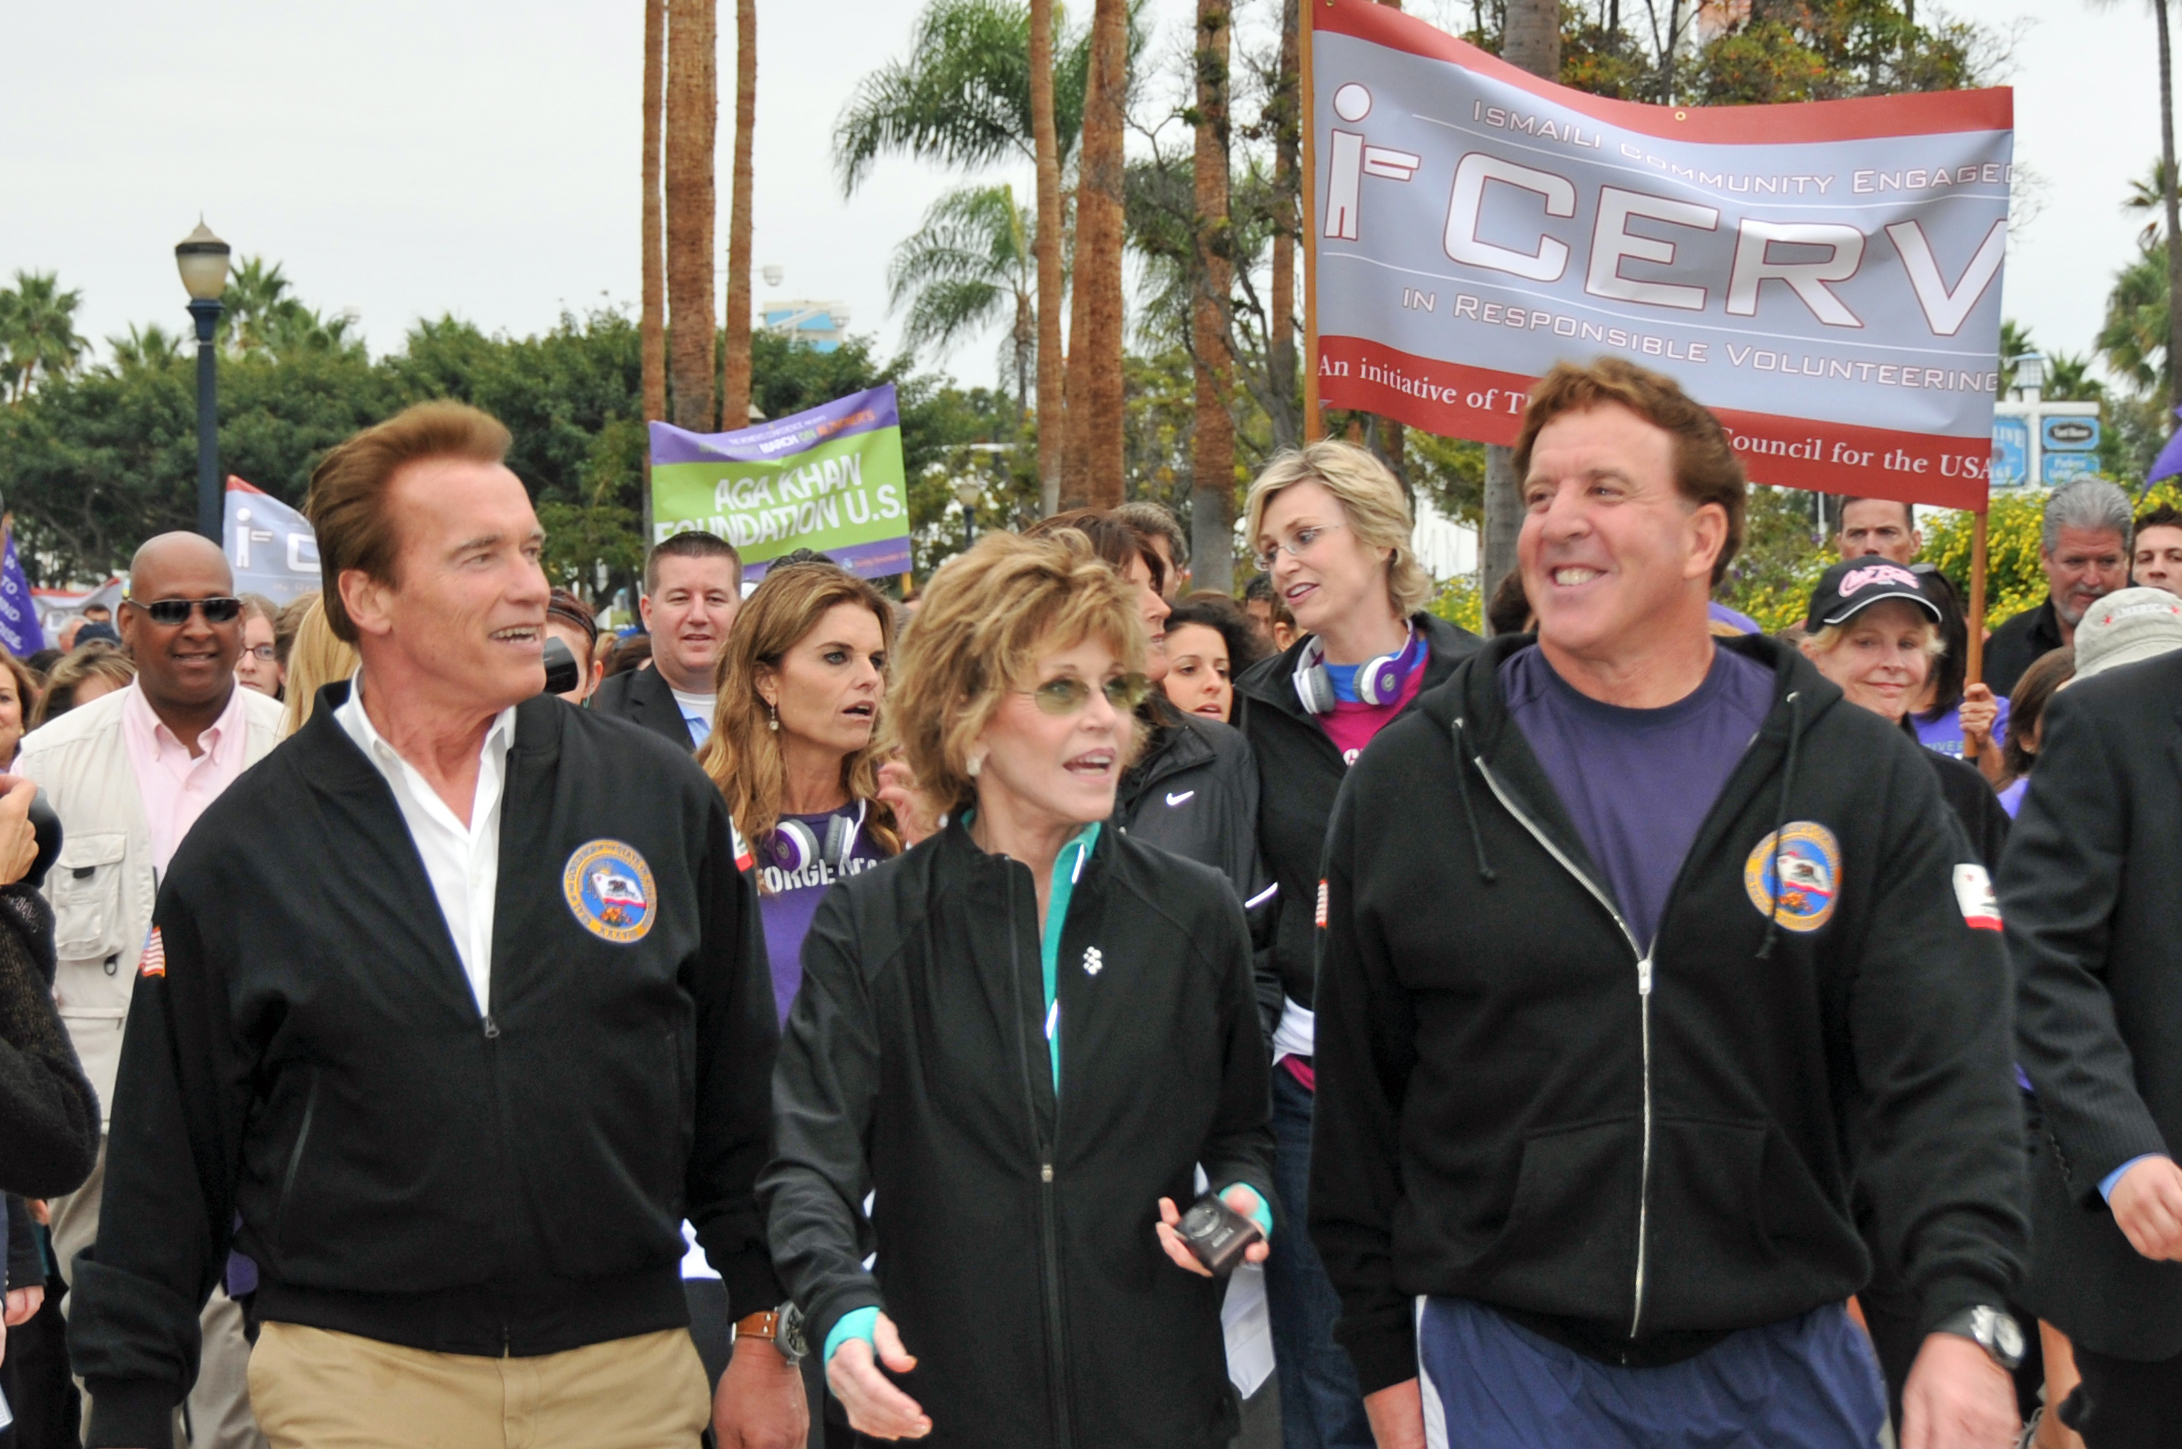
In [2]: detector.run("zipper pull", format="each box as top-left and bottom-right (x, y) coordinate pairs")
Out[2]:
(1637, 958), (1653, 996)
(483, 1015), (501, 1039)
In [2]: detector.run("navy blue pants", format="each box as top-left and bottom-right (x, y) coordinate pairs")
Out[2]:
(1417, 1297), (1887, 1448)
(1267, 1067), (1375, 1449)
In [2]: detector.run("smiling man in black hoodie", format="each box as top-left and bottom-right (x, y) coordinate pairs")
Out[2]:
(1310, 358), (2026, 1449)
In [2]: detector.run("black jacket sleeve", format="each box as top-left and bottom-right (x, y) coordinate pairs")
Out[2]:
(8, 1193), (40, 1292)
(2004, 692), (2170, 1201)
(70, 892), (248, 1448)
(685, 792), (787, 1316)
(1307, 773), (1421, 1395)
(0, 885), (97, 1200)
(1849, 740), (2026, 1335)
(1225, 736), (1283, 1043)
(1197, 884), (1279, 1217)
(759, 887), (888, 1355)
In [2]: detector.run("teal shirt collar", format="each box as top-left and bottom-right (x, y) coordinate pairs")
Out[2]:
(1041, 822), (1101, 1093)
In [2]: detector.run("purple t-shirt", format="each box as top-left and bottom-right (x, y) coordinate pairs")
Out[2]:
(1501, 645), (1774, 950)
(755, 806), (888, 1024)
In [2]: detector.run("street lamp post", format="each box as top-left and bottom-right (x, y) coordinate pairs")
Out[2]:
(953, 477), (984, 554)
(175, 221), (232, 542)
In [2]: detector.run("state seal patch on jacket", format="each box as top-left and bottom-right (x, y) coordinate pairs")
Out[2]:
(1744, 822), (1841, 934)
(563, 840), (657, 944)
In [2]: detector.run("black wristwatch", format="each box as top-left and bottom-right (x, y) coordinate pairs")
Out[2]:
(1932, 1304), (2024, 1372)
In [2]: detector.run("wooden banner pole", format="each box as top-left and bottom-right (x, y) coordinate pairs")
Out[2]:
(1966, 506), (1989, 685)
(1300, 0), (1323, 443)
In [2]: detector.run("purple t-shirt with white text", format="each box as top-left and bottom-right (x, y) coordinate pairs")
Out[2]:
(1500, 645), (1774, 951)
(755, 807), (888, 1023)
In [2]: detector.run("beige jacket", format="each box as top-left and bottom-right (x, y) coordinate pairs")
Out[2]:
(18, 685), (284, 1124)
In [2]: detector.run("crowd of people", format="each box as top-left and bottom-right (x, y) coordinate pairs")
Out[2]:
(0, 358), (2178, 1449)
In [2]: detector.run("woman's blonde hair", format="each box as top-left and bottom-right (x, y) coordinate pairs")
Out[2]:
(281, 594), (360, 737)
(31, 646), (135, 728)
(881, 531), (1146, 816)
(697, 562), (901, 886)
(1243, 440), (1432, 617)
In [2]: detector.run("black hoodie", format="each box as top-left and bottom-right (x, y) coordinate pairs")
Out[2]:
(1232, 613), (1480, 1013)
(1309, 635), (2025, 1393)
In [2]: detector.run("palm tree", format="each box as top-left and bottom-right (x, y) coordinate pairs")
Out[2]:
(108, 323), (186, 374)
(720, 0), (758, 431)
(836, 0), (1100, 512)
(1031, 0), (1066, 514)
(1061, 0), (1128, 509)
(1191, 0), (1236, 590)
(1266, 0), (1300, 451)
(2100, 242), (2171, 395)
(221, 256), (296, 353)
(665, 0), (719, 431)
(642, 0), (668, 434)
(1, 271), (86, 404)
(888, 184), (1039, 414)
(2092, 0), (2182, 410)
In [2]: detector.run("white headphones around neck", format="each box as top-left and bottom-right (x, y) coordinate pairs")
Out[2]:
(1292, 627), (1416, 715)
(763, 799), (868, 876)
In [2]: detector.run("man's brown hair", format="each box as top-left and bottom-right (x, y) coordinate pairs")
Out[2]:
(1513, 356), (1746, 586)
(306, 401), (513, 643)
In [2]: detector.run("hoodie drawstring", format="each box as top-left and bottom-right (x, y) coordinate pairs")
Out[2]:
(1755, 690), (1804, 960)
(1451, 717), (1497, 884)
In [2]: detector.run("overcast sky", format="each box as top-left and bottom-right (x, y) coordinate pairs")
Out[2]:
(2, 0), (2164, 393)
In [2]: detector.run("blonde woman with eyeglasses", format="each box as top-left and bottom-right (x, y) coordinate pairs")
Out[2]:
(761, 530), (1275, 1449)
(1229, 439), (1482, 1449)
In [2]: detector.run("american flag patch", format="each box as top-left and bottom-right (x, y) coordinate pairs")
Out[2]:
(1315, 879), (1330, 929)
(731, 823), (755, 874)
(138, 926), (166, 977)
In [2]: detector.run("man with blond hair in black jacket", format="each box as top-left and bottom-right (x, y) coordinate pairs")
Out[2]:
(1311, 358), (2027, 1449)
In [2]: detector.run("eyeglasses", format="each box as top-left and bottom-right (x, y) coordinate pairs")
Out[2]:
(1253, 522), (1345, 573)
(242, 644), (277, 662)
(123, 596), (243, 626)
(1020, 673), (1152, 717)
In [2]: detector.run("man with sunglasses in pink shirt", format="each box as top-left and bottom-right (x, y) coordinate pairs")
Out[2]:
(19, 531), (284, 1449)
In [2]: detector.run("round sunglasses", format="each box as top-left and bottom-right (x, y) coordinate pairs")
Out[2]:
(1019, 672), (1152, 717)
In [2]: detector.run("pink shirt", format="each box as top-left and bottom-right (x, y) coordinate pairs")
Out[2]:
(120, 683), (252, 877)
(1316, 661), (1426, 766)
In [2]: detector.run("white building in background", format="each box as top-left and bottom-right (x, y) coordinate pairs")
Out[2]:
(1411, 493), (1479, 583)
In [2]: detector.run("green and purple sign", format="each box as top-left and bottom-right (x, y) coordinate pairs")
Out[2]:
(648, 385), (911, 581)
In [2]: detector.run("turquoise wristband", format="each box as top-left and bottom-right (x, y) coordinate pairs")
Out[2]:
(824, 1306), (881, 1365)
(1220, 1183), (1273, 1238)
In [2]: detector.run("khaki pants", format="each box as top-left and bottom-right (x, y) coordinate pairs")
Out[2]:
(247, 1322), (712, 1449)
(50, 1138), (266, 1449)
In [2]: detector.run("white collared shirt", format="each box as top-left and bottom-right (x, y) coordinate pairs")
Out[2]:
(334, 675), (517, 1016)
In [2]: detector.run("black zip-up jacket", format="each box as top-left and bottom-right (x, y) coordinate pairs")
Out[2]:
(1232, 613), (1480, 1012)
(1113, 696), (1280, 1034)
(761, 817), (1275, 1449)
(69, 687), (783, 1447)
(1310, 636), (2026, 1393)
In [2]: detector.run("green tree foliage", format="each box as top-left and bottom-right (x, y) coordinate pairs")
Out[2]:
(0, 269), (1012, 594)
(833, 0), (1099, 194)
(1924, 491), (2051, 628)
(0, 271), (88, 404)
(888, 183), (1041, 413)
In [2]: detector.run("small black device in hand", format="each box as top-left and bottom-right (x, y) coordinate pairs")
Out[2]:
(1177, 1194), (1262, 1278)
(541, 636), (580, 696)
(26, 786), (60, 892)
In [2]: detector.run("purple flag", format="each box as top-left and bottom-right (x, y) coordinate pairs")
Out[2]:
(2150, 408), (2182, 486)
(0, 530), (45, 659)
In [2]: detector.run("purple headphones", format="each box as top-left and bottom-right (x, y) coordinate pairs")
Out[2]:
(1291, 627), (1418, 715)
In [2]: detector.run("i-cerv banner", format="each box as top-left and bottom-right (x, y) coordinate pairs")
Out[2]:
(1311, 0), (2011, 509)
(649, 385), (912, 582)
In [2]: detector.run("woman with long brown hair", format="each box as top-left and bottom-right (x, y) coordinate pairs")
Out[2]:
(697, 556), (901, 1023)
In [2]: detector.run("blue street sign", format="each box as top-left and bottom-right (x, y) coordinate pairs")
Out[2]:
(2042, 415), (2101, 452)
(1991, 417), (2030, 489)
(2044, 452), (2098, 485)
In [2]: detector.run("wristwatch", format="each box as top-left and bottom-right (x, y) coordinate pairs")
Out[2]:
(733, 1301), (808, 1367)
(1933, 1304), (2024, 1372)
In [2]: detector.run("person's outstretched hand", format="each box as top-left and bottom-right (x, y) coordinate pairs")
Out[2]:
(0, 777), (40, 887)
(828, 1313), (931, 1440)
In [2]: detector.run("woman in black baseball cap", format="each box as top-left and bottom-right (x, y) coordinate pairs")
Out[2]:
(1798, 556), (2036, 1427)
